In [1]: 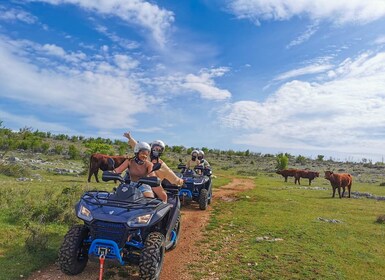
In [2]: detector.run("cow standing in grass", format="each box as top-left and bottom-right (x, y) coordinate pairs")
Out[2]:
(324, 171), (353, 198)
(276, 168), (298, 182)
(88, 153), (127, 182)
(294, 170), (319, 185)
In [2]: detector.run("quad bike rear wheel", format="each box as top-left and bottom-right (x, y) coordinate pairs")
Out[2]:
(58, 225), (89, 275)
(199, 188), (209, 210)
(139, 232), (166, 280)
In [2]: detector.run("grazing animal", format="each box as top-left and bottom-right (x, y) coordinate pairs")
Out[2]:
(324, 171), (353, 198)
(276, 169), (298, 182)
(294, 170), (319, 185)
(88, 153), (127, 182)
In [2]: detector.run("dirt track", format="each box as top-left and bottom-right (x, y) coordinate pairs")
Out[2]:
(27, 178), (254, 280)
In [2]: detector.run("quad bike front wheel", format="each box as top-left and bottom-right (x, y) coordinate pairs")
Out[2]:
(58, 225), (89, 275)
(199, 188), (209, 210)
(139, 231), (166, 280)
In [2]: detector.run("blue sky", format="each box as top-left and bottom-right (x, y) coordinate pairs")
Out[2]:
(1, 0), (385, 162)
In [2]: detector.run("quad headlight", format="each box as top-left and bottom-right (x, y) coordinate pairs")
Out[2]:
(127, 214), (153, 227)
(77, 205), (93, 222)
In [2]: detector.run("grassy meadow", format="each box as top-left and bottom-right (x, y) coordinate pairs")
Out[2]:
(1, 147), (385, 279)
(193, 172), (385, 280)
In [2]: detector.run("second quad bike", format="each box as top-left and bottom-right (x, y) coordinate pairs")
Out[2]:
(176, 164), (213, 210)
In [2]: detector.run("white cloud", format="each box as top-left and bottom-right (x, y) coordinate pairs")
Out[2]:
(41, 44), (66, 57)
(219, 50), (385, 158)
(144, 67), (232, 101)
(114, 54), (139, 70)
(227, 0), (385, 25)
(0, 36), (155, 130)
(374, 35), (385, 45)
(0, 6), (37, 24)
(95, 25), (140, 50)
(182, 68), (232, 100)
(35, 0), (174, 46)
(275, 63), (333, 81)
(286, 22), (319, 48)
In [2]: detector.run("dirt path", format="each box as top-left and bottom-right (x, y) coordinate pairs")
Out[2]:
(27, 178), (254, 280)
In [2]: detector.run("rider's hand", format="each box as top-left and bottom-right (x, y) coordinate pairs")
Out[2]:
(123, 132), (131, 140)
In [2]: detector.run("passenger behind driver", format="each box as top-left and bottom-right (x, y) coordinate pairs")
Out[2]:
(197, 150), (210, 168)
(124, 132), (184, 202)
(113, 142), (155, 199)
(186, 150), (200, 170)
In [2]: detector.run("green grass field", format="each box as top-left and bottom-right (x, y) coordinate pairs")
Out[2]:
(193, 173), (385, 280)
(1, 161), (385, 280)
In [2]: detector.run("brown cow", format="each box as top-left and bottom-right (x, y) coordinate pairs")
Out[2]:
(294, 170), (319, 185)
(276, 168), (298, 182)
(88, 153), (127, 182)
(324, 171), (353, 198)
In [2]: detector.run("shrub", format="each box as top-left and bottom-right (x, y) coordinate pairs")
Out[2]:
(54, 145), (64, 155)
(68, 144), (80, 160)
(296, 155), (307, 164)
(276, 154), (288, 170)
(85, 142), (114, 155)
(41, 142), (50, 154)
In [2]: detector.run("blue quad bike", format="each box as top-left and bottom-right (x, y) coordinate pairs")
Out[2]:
(177, 164), (213, 210)
(58, 163), (181, 280)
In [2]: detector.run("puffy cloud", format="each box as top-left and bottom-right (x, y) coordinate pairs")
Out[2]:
(114, 54), (139, 70)
(227, 0), (385, 25)
(0, 6), (37, 24)
(182, 68), (231, 100)
(0, 36), (154, 130)
(219, 51), (385, 157)
(34, 0), (174, 46)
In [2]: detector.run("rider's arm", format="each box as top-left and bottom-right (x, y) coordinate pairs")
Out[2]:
(114, 159), (129, 173)
(123, 131), (137, 149)
(157, 162), (184, 186)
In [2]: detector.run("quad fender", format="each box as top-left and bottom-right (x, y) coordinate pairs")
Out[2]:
(165, 198), (181, 246)
(147, 203), (172, 228)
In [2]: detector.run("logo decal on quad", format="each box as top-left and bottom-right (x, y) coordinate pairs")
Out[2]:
(122, 187), (128, 192)
(109, 210), (114, 215)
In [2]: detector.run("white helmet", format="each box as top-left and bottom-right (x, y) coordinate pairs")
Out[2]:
(151, 140), (165, 151)
(134, 142), (151, 154)
(198, 150), (205, 156)
(191, 149), (199, 156)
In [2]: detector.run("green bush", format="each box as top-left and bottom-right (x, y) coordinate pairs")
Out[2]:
(296, 155), (307, 164)
(275, 153), (288, 170)
(68, 144), (80, 159)
(54, 145), (64, 155)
